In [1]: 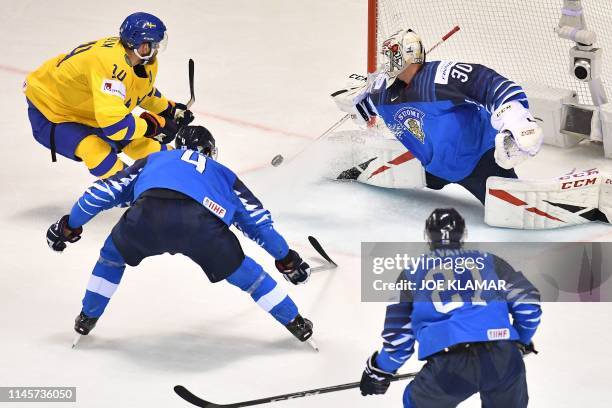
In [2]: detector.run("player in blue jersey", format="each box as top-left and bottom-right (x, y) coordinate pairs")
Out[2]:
(359, 208), (541, 407)
(333, 29), (544, 204)
(45, 125), (315, 347)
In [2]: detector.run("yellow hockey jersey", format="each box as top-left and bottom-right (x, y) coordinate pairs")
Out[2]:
(24, 36), (169, 141)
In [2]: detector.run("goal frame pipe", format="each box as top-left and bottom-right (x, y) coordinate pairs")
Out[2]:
(367, 0), (378, 73)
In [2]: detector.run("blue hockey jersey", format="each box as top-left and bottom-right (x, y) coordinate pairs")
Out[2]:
(376, 248), (541, 373)
(67, 149), (289, 259)
(368, 61), (529, 181)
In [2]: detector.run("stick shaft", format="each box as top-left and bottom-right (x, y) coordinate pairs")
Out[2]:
(187, 58), (195, 108)
(175, 372), (416, 408)
(237, 372), (416, 406)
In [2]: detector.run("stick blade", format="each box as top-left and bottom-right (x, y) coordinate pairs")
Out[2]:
(174, 385), (222, 408)
(307, 236), (337, 267)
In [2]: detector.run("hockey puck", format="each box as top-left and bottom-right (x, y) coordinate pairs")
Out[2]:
(271, 154), (284, 167)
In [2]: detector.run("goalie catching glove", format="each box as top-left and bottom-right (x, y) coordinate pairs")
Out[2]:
(331, 72), (390, 126)
(491, 101), (543, 169)
(46, 215), (82, 252)
(332, 84), (378, 126)
(275, 249), (310, 285)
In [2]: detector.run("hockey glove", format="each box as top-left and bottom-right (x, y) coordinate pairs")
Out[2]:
(46, 215), (82, 252)
(160, 100), (195, 128)
(332, 85), (378, 126)
(517, 342), (539, 356)
(275, 249), (310, 285)
(140, 111), (179, 144)
(360, 351), (394, 396)
(491, 101), (543, 169)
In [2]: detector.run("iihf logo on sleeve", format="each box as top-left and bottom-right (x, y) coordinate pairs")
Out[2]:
(393, 107), (426, 143)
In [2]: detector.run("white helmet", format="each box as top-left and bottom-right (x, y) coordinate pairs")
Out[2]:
(382, 29), (425, 75)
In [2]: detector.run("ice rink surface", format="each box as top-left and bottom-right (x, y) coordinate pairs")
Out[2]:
(1, 1), (611, 407)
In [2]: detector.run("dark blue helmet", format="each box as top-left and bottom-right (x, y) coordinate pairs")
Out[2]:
(175, 126), (218, 159)
(425, 208), (467, 250)
(119, 12), (167, 50)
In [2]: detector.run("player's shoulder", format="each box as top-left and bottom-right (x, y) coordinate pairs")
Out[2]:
(430, 60), (492, 84)
(206, 156), (237, 179)
(154, 149), (236, 177)
(86, 37), (130, 71)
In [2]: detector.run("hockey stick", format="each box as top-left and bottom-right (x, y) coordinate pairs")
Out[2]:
(187, 58), (195, 109)
(174, 59), (196, 130)
(174, 372), (416, 407)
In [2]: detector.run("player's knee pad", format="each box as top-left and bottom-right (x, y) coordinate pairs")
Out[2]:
(226, 257), (297, 325)
(75, 135), (125, 178)
(94, 236), (126, 280)
(122, 137), (170, 160)
(225, 256), (264, 291)
(485, 168), (611, 229)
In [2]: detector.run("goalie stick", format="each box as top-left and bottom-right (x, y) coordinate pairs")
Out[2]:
(174, 372), (416, 407)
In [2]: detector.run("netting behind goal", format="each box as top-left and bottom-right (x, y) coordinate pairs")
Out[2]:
(368, 0), (612, 105)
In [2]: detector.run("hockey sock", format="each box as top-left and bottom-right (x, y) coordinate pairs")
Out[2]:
(82, 235), (126, 318)
(226, 256), (298, 325)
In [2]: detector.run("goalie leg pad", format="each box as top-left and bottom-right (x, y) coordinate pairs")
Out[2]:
(485, 169), (610, 229)
(326, 130), (425, 189)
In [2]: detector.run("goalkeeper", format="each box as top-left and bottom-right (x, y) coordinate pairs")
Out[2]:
(332, 29), (543, 205)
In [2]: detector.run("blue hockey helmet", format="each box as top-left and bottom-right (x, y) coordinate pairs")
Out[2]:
(119, 12), (167, 58)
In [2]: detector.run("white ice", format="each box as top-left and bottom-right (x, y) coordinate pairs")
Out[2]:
(1, 1), (611, 407)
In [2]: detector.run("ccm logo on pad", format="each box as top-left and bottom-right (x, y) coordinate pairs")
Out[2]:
(204, 197), (226, 217)
(561, 178), (597, 190)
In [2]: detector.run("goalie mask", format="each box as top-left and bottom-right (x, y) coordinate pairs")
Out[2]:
(175, 125), (218, 160)
(424, 208), (467, 250)
(382, 29), (425, 75)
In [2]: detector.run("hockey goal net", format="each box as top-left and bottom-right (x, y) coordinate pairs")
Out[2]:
(367, 0), (612, 105)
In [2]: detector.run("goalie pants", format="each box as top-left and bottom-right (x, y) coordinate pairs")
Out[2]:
(425, 148), (517, 204)
(81, 189), (298, 325)
(26, 99), (168, 178)
(404, 341), (527, 408)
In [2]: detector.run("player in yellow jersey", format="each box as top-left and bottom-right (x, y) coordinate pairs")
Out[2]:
(24, 12), (194, 179)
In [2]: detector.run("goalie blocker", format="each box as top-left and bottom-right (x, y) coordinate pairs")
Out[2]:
(485, 168), (612, 229)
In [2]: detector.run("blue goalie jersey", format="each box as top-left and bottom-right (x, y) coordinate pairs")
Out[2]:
(66, 149), (289, 259)
(375, 248), (541, 374)
(368, 61), (529, 182)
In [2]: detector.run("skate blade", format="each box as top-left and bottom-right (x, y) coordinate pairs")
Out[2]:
(306, 338), (319, 352)
(72, 334), (82, 349)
